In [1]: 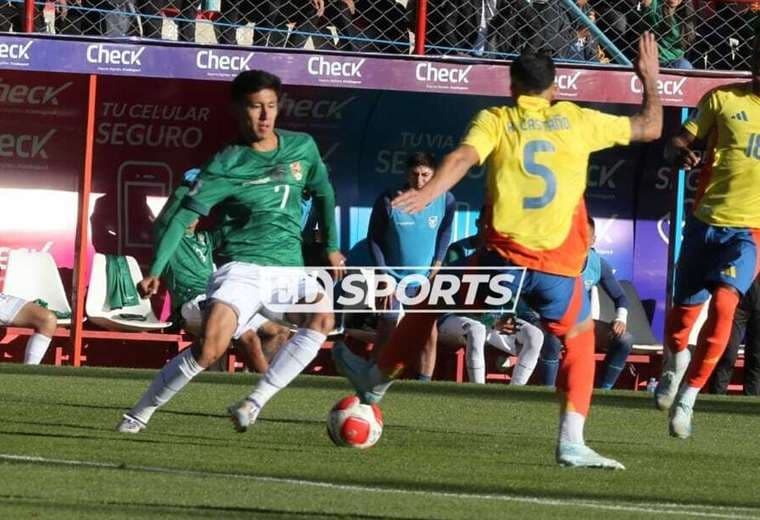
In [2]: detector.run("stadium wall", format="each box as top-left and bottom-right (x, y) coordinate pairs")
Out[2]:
(0, 35), (747, 348)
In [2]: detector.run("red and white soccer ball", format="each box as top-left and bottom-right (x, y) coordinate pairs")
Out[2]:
(326, 395), (384, 449)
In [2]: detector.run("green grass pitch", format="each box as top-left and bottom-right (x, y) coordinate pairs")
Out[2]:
(0, 364), (758, 519)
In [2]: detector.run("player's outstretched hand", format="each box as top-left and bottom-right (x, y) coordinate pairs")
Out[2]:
(327, 250), (347, 280)
(138, 276), (161, 297)
(635, 32), (659, 85)
(392, 188), (432, 215)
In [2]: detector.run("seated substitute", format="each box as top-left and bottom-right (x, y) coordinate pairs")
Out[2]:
(0, 294), (57, 364)
(539, 216), (633, 389)
(437, 213), (544, 384)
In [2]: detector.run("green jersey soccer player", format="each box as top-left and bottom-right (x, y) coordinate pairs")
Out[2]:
(117, 70), (345, 434)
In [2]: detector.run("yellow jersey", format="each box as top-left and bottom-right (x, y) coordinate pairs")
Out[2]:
(684, 83), (760, 228)
(462, 95), (631, 276)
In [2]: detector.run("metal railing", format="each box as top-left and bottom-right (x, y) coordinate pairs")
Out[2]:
(0, 0), (757, 70)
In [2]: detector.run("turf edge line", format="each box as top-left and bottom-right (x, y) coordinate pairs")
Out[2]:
(0, 453), (756, 519)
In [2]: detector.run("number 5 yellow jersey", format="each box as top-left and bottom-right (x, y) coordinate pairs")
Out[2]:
(462, 95), (632, 276)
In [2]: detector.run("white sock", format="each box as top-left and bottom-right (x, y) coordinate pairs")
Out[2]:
(129, 348), (203, 424)
(510, 325), (543, 386)
(248, 328), (326, 408)
(510, 361), (533, 385)
(467, 364), (485, 385)
(680, 385), (700, 408)
(465, 322), (487, 384)
(559, 411), (586, 445)
(673, 348), (691, 375)
(24, 334), (52, 365)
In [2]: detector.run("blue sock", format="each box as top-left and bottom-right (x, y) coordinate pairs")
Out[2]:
(416, 373), (432, 382)
(539, 358), (560, 387)
(599, 334), (632, 389)
(539, 333), (562, 386)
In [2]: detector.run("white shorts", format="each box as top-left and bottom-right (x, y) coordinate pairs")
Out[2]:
(205, 262), (326, 339)
(180, 294), (268, 337)
(0, 293), (27, 326)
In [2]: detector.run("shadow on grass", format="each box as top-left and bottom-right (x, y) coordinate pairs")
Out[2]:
(0, 495), (416, 520)
(2, 364), (757, 420)
(5, 456), (760, 513)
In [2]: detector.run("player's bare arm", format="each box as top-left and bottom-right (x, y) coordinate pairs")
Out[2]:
(665, 130), (701, 170)
(629, 32), (663, 143)
(392, 145), (479, 214)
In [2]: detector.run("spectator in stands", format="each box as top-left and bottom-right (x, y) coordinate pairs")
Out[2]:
(233, 0), (356, 49)
(568, 8), (603, 62)
(140, 0), (197, 41)
(539, 217), (633, 389)
(1, 0), (85, 34)
(709, 276), (760, 396)
(576, 0), (628, 59)
(408, 0), (499, 56)
(641, 0), (695, 69)
(0, 294), (57, 365)
(488, 0), (579, 60)
(352, 0), (409, 53)
(703, 1), (757, 70)
(101, 0), (139, 37)
(567, 0), (629, 63)
(368, 151), (454, 381)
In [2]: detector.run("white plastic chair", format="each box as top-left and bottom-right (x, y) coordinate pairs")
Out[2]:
(3, 249), (72, 326)
(85, 253), (171, 332)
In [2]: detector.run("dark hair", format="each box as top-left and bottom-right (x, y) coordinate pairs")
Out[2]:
(231, 70), (282, 104)
(510, 51), (556, 94)
(406, 151), (437, 171)
(587, 215), (596, 229)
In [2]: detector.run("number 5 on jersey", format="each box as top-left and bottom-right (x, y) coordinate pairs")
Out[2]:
(522, 140), (557, 209)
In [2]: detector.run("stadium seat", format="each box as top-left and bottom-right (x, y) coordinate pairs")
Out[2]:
(85, 254), (171, 332)
(3, 249), (73, 326)
(593, 282), (663, 352)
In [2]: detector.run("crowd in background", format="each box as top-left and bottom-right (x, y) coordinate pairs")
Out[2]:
(0, 0), (758, 70)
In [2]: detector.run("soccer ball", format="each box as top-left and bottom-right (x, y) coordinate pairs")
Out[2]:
(326, 395), (383, 449)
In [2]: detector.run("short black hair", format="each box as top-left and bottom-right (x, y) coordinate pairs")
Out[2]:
(406, 151), (437, 171)
(510, 51), (556, 94)
(231, 70), (282, 104)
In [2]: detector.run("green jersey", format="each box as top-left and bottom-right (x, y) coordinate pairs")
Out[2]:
(163, 230), (219, 311)
(645, 0), (686, 63)
(149, 130), (338, 277)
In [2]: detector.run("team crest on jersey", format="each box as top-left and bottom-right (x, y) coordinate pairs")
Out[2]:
(427, 215), (439, 228)
(290, 161), (303, 181)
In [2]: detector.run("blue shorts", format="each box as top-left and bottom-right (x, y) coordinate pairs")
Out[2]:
(474, 250), (589, 334)
(674, 216), (760, 305)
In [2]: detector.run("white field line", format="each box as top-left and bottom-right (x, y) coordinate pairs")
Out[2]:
(0, 453), (758, 519)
